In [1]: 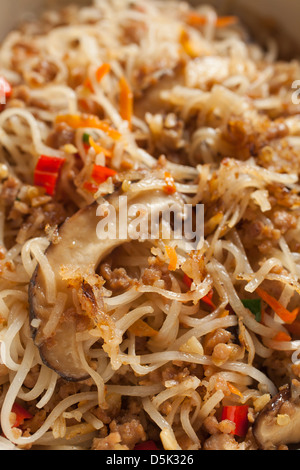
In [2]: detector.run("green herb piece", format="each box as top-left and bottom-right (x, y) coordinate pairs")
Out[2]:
(242, 298), (261, 322)
(82, 133), (90, 145)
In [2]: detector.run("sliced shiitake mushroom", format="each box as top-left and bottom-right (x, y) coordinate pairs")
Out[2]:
(29, 188), (184, 381)
(253, 384), (300, 449)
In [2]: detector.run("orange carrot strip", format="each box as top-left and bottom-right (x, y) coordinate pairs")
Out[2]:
(83, 63), (111, 92)
(96, 63), (111, 82)
(128, 319), (158, 337)
(55, 114), (121, 140)
(179, 28), (198, 58)
(165, 246), (178, 271)
(186, 13), (238, 28)
(163, 171), (176, 195)
(89, 136), (112, 157)
(119, 76), (133, 128)
(228, 383), (243, 399)
(273, 331), (292, 342)
(215, 16), (238, 27)
(256, 287), (299, 324)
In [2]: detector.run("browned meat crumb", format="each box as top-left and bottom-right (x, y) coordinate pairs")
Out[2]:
(203, 433), (240, 450)
(109, 418), (147, 449)
(46, 122), (75, 149)
(92, 432), (129, 450)
(142, 263), (172, 289)
(100, 260), (134, 292)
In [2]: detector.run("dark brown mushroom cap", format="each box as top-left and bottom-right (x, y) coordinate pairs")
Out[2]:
(29, 188), (184, 381)
(253, 384), (300, 449)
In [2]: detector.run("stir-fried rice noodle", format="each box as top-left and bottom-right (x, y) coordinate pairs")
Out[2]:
(0, 0), (299, 451)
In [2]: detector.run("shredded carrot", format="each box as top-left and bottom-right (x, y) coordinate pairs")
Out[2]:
(215, 16), (238, 27)
(273, 331), (292, 342)
(119, 76), (133, 129)
(179, 28), (198, 58)
(186, 13), (238, 28)
(165, 245), (177, 271)
(96, 63), (111, 82)
(83, 63), (111, 92)
(256, 287), (299, 324)
(227, 382), (243, 399)
(55, 114), (121, 140)
(128, 319), (158, 337)
(163, 171), (176, 194)
(89, 136), (112, 158)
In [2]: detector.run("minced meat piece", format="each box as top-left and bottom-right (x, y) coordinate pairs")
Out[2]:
(92, 432), (128, 450)
(109, 418), (147, 449)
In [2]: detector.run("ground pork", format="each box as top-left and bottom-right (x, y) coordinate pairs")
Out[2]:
(1, 177), (21, 207)
(109, 417), (146, 449)
(92, 417), (146, 450)
(142, 263), (172, 290)
(92, 432), (129, 450)
(46, 122), (75, 149)
(203, 328), (232, 355)
(100, 260), (134, 292)
(203, 433), (240, 450)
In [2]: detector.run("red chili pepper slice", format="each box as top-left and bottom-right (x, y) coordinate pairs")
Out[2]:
(34, 172), (59, 196)
(12, 403), (33, 428)
(221, 405), (249, 437)
(91, 164), (117, 184)
(134, 440), (158, 450)
(83, 181), (98, 194)
(35, 155), (66, 173)
(34, 155), (66, 196)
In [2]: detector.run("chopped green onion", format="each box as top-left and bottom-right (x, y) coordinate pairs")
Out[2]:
(242, 298), (261, 322)
(82, 133), (90, 144)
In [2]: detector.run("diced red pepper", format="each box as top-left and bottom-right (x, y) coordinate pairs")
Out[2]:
(34, 172), (58, 196)
(34, 155), (66, 196)
(221, 405), (249, 437)
(91, 164), (117, 184)
(134, 440), (158, 450)
(12, 403), (33, 428)
(0, 76), (12, 105)
(35, 155), (65, 173)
